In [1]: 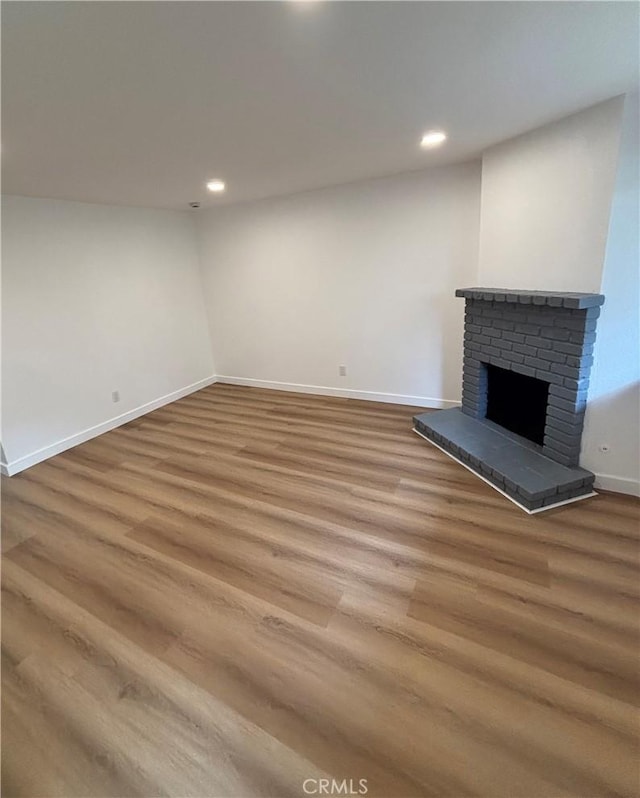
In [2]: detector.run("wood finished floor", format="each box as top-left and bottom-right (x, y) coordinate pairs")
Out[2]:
(2, 383), (639, 798)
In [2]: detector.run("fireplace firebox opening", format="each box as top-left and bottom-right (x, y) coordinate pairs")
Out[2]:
(485, 364), (549, 446)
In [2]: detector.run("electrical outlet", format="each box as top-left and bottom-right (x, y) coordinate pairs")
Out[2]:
(339, 365), (347, 377)
(112, 390), (120, 403)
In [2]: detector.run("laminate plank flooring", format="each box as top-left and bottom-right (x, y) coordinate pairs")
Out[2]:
(2, 383), (639, 797)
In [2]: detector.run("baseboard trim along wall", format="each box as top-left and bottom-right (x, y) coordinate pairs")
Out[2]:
(593, 473), (640, 498)
(0, 375), (217, 476)
(214, 377), (639, 497)
(214, 375), (460, 410)
(2, 373), (637, 498)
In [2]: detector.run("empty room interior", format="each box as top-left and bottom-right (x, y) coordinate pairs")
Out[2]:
(2, 2), (640, 796)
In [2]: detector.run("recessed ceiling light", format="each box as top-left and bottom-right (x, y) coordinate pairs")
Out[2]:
(206, 179), (226, 193)
(420, 130), (447, 148)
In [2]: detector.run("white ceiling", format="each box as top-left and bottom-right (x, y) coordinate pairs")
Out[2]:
(2, 1), (638, 210)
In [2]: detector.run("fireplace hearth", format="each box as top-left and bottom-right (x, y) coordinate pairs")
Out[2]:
(413, 288), (604, 512)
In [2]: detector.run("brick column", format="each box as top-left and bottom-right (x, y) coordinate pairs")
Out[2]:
(455, 289), (604, 468)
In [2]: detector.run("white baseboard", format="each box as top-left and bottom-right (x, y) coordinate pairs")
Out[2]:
(1, 376), (217, 476)
(594, 473), (640, 497)
(3, 373), (638, 502)
(214, 375), (459, 409)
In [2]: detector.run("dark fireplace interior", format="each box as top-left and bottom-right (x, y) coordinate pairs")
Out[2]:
(485, 364), (549, 446)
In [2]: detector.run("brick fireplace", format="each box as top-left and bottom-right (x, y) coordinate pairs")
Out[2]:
(413, 288), (604, 512)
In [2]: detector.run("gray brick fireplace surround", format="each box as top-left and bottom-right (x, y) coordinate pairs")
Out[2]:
(413, 288), (605, 512)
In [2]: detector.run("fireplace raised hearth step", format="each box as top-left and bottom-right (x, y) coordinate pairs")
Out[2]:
(413, 408), (595, 512)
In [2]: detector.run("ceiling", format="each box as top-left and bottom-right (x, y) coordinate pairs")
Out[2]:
(2, 1), (638, 210)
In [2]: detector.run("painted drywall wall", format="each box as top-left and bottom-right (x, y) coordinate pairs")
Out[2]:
(196, 163), (481, 406)
(1, 195), (215, 472)
(478, 97), (624, 291)
(478, 94), (638, 494)
(580, 93), (640, 495)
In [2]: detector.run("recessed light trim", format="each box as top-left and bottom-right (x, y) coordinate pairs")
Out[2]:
(420, 130), (447, 148)
(206, 179), (226, 193)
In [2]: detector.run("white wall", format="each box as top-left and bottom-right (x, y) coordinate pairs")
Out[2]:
(478, 94), (638, 495)
(478, 97), (624, 291)
(1, 196), (215, 472)
(580, 93), (640, 495)
(196, 164), (481, 406)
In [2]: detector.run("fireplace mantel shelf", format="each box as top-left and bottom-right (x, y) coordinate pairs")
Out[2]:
(455, 288), (605, 310)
